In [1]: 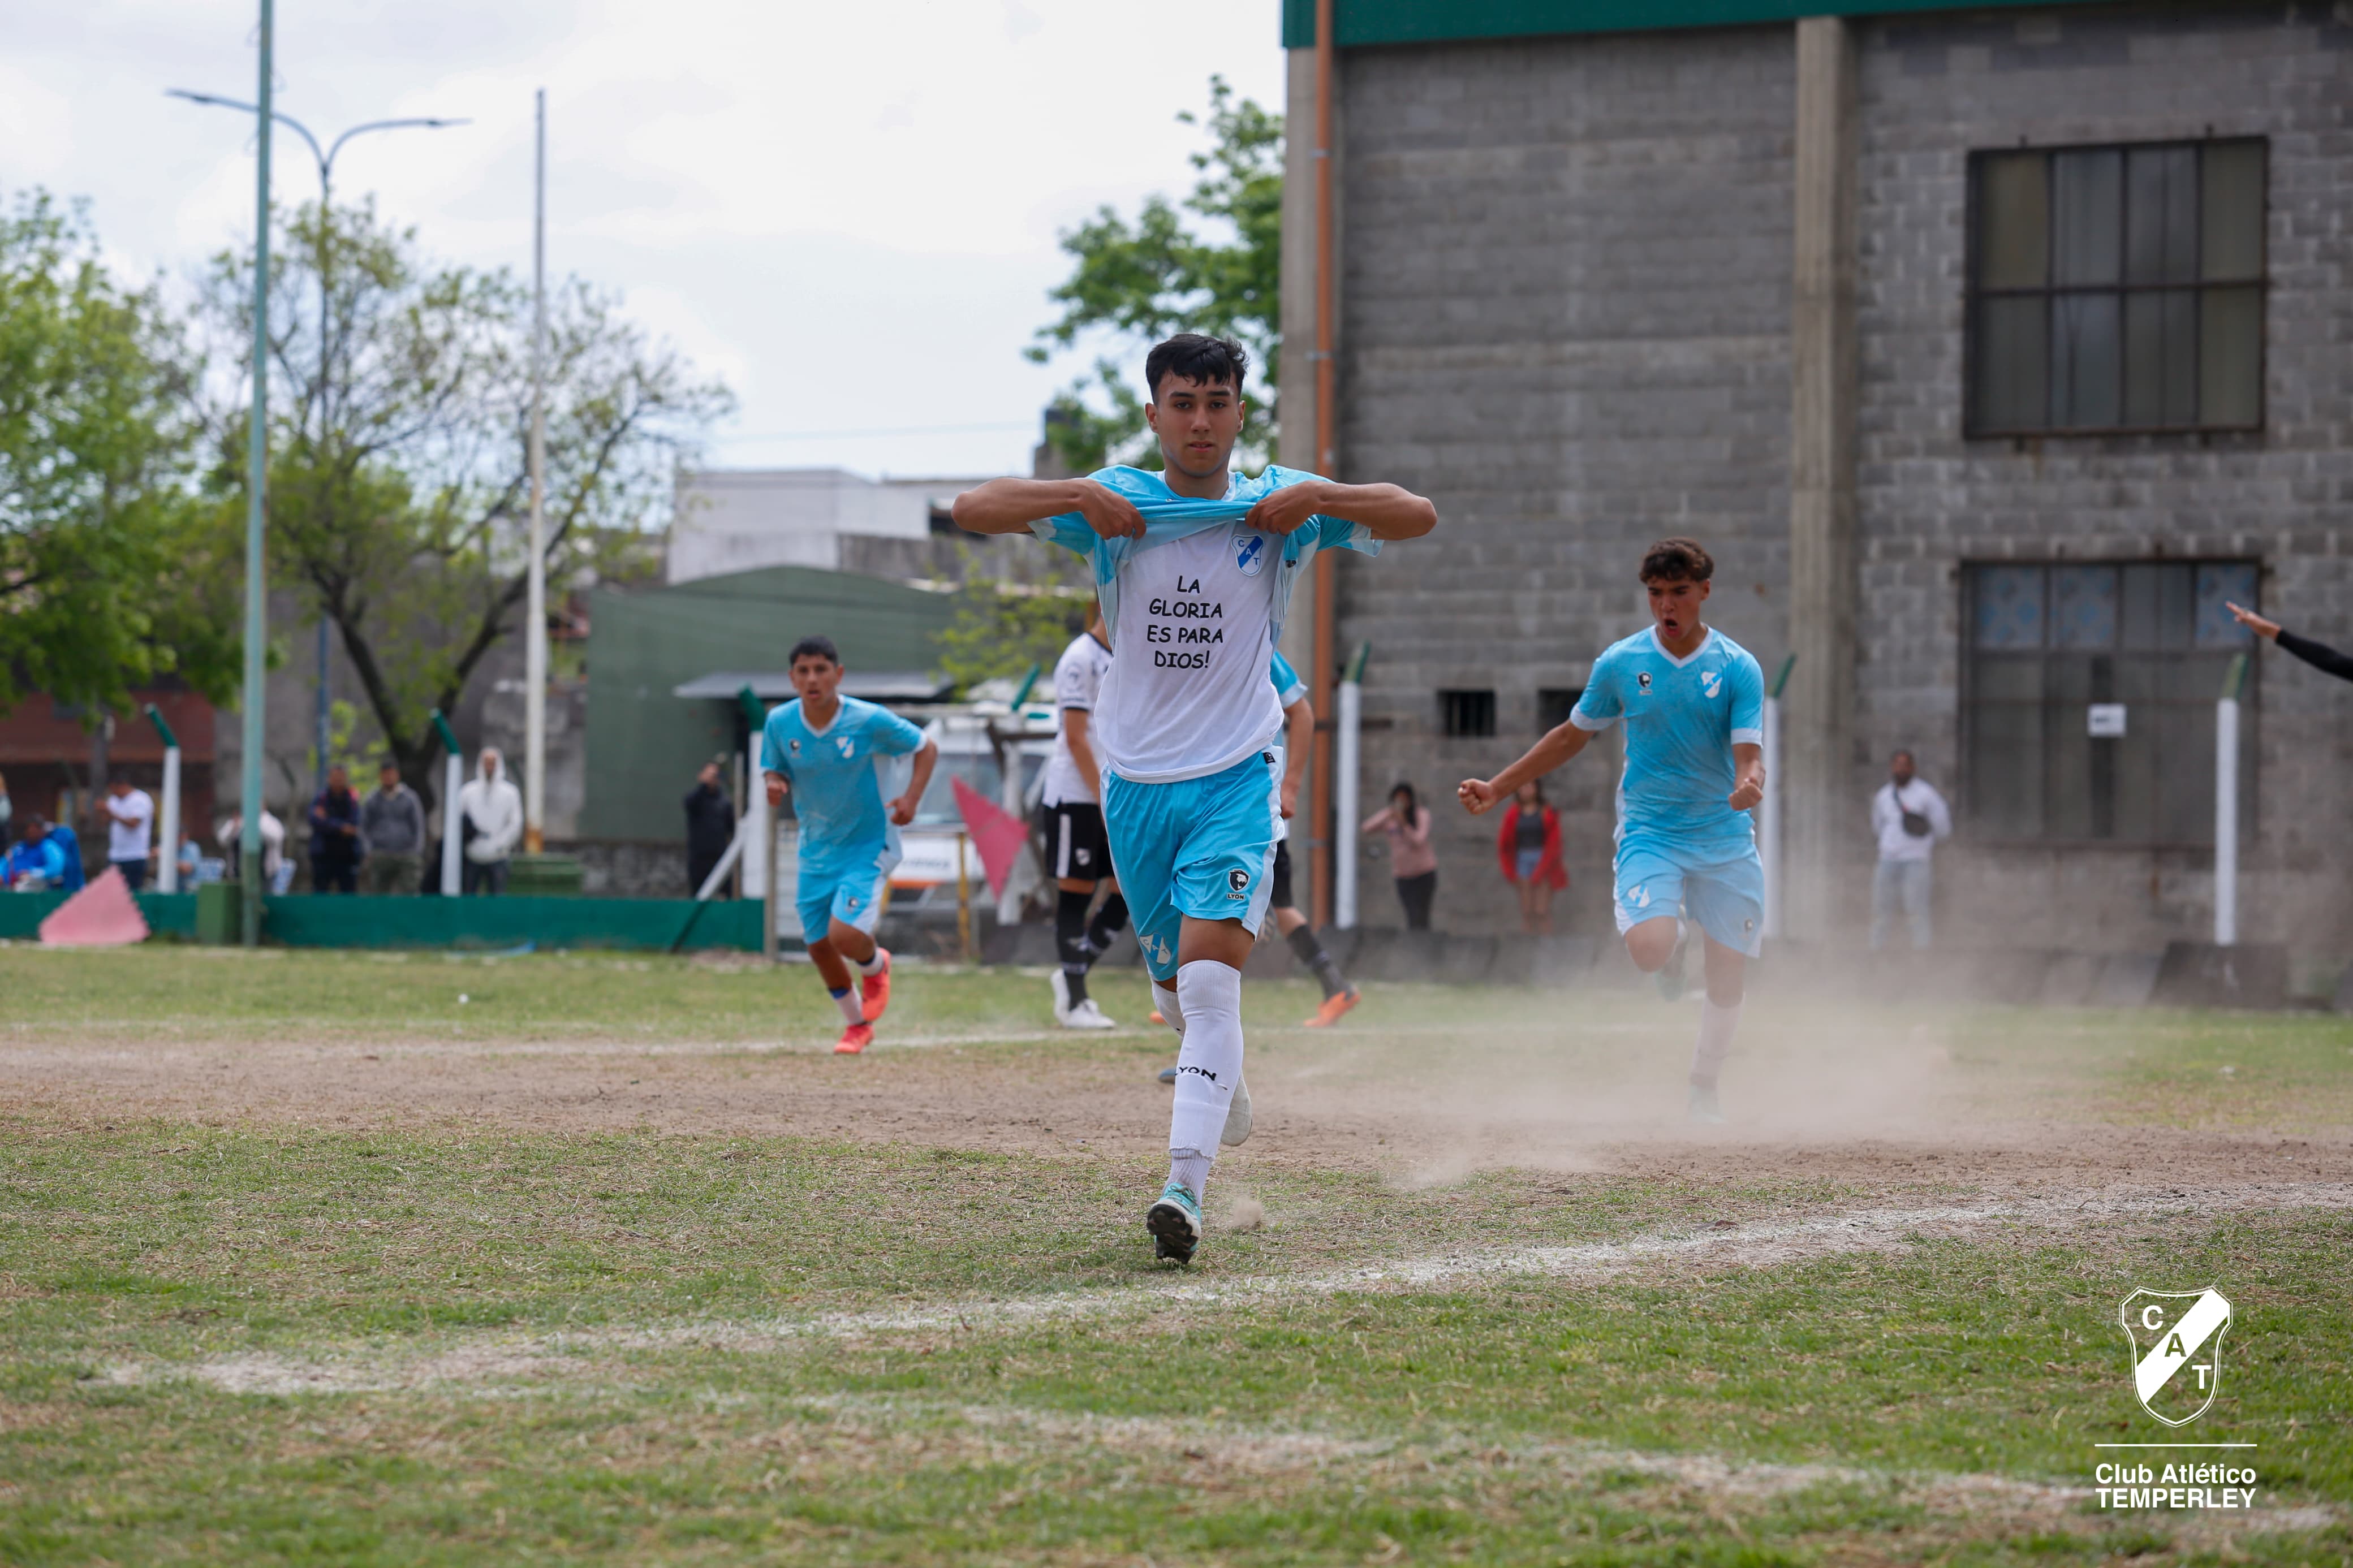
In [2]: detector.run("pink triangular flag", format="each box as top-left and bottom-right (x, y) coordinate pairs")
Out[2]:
(950, 774), (1030, 899)
(39, 866), (150, 948)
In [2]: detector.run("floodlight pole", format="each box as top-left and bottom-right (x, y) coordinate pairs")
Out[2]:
(2214, 652), (2247, 947)
(236, 0), (274, 947)
(165, 87), (469, 830)
(524, 87), (550, 856)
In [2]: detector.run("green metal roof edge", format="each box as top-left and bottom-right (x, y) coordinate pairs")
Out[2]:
(1282, 0), (2122, 49)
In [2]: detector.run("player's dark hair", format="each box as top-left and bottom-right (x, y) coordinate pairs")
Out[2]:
(788, 635), (841, 667)
(1639, 537), (1714, 584)
(1144, 334), (1249, 403)
(1389, 781), (1419, 819)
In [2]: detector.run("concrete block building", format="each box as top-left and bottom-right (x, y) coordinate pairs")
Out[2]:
(1273, 0), (2351, 959)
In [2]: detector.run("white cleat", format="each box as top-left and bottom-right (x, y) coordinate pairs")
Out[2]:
(1061, 997), (1118, 1031)
(1219, 1074), (1253, 1146)
(1050, 969), (1074, 1026)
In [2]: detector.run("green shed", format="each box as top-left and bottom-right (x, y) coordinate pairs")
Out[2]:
(580, 565), (958, 841)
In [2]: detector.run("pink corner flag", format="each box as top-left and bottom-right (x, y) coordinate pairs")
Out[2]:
(950, 775), (1029, 899)
(39, 866), (151, 948)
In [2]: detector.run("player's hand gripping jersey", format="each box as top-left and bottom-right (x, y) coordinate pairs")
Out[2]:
(1570, 627), (1766, 858)
(1029, 465), (1379, 784)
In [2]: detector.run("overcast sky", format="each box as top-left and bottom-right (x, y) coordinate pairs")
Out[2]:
(3, 0), (1287, 481)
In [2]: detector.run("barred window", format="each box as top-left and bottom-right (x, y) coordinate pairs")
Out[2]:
(1438, 689), (1496, 738)
(1963, 561), (2256, 844)
(1968, 139), (2265, 436)
(1537, 687), (1584, 733)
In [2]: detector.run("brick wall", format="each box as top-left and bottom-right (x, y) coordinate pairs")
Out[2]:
(1851, 4), (2353, 954)
(1334, 27), (1798, 936)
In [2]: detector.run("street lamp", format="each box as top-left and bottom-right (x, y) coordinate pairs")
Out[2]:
(167, 89), (468, 803)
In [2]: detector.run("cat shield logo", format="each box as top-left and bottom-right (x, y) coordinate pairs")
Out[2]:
(2118, 1289), (2231, 1427)
(1234, 533), (1268, 578)
(1227, 868), (1250, 898)
(1637, 671), (1652, 692)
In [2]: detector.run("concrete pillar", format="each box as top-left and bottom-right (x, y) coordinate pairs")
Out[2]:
(1785, 15), (1860, 941)
(1275, 44), (1323, 681)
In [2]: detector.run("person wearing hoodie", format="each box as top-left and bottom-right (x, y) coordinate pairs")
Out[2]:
(458, 747), (524, 895)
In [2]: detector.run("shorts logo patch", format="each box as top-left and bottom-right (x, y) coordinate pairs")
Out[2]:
(1227, 868), (1251, 899)
(844, 894), (860, 911)
(1234, 533), (1268, 578)
(1637, 671), (1652, 692)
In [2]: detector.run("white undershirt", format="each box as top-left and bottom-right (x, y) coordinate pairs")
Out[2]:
(1041, 631), (1114, 806)
(1094, 519), (1285, 785)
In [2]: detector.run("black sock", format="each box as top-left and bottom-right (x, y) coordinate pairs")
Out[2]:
(1085, 892), (1130, 957)
(1056, 888), (1092, 1005)
(1286, 923), (1349, 1000)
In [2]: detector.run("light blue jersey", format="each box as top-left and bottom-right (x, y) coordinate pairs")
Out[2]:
(1571, 627), (1765, 857)
(1268, 649), (1307, 709)
(761, 695), (928, 938)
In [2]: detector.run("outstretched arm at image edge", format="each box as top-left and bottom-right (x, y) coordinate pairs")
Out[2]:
(1459, 722), (1597, 814)
(2277, 629), (2353, 684)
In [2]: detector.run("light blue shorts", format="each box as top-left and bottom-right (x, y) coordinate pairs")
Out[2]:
(1612, 834), (1764, 958)
(1102, 751), (1282, 982)
(796, 843), (898, 943)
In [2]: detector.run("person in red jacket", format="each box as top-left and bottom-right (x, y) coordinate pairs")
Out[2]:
(1496, 779), (1568, 934)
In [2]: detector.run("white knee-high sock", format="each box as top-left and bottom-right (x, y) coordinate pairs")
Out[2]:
(829, 986), (864, 1026)
(856, 948), (887, 977)
(1153, 979), (1184, 1038)
(1167, 960), (1242, 1174)
(1690, 998), (1740, 1086)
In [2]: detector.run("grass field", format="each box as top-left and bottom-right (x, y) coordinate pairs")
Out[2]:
(1, 945), (2347, 1565)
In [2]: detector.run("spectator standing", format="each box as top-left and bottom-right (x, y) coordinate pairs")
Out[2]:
(1496, 778), (1568, 934)
(459, 746), (524, 895)
(100, 776), (157, 891)
(1868, 749), (1951, 951)
(0, 769), (12, 841)
(683, 759), (736, 897)
(216, 809), (287, 888)
(360, 762), (426, 894)
(44, 817), (85, 891)
(1362, 782), (1439, 930)
(307, 765), (365, 894)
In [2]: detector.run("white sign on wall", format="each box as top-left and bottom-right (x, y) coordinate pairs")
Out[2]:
(2087, 703), (2128, 738)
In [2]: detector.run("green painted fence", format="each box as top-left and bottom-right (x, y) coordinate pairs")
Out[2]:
(0, 892), (764, 952)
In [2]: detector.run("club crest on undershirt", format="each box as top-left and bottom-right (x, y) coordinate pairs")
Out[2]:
(1233, 532), (1268, 578)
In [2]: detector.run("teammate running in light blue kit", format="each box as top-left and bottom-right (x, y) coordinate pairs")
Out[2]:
(954, 333), (1436, 1263)
(1459, 538), (1765, 1124)
(761, 635), (939, 1056)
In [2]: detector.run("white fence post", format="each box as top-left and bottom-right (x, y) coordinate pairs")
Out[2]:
(2214, 653), (2247, 947)
(1760, 654), (1794, 941)
(1334, 643), (1367, 930)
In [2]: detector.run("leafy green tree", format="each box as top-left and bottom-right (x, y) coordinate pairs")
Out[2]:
(193, 198), (732, 800)
(1027, 77), (1282, 474)
(0, 190), (239, 716)
(933, 578), (1093, 698)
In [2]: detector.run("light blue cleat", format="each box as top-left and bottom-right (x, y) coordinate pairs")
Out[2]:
(1145, 1181), (1204, 1264)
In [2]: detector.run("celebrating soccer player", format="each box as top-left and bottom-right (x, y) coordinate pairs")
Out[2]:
(1458, 539), (1765, 1124)
(954, 333), (1435, 1264)
(760, 636), (940, 1055)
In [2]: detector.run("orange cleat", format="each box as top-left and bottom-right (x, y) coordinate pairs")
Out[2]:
(835, 1022), (874, 1055)
(1149, 1010), (1167, 1026)
(860, 948), (893, 1022)
(1302, 987), (1360, 1029)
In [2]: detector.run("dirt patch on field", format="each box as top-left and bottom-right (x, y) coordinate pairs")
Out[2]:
(5, 1004), (2347, 1203)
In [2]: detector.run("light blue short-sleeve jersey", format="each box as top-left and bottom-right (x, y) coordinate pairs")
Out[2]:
(1571, 626), (1765, 856)
(759, 695), (929, 866)
(1268, 649), (1308, 709)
